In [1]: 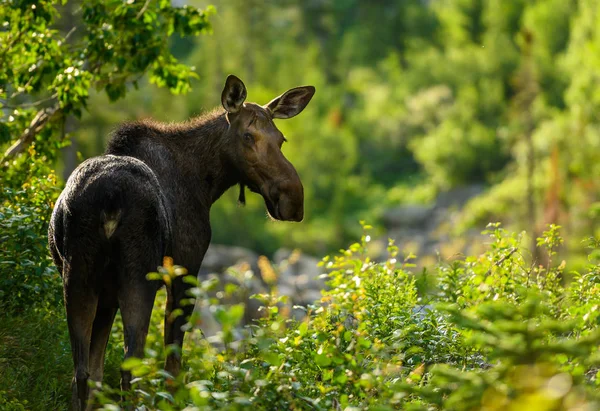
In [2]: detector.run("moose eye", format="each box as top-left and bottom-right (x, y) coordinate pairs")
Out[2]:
(243, 132), (254, 144)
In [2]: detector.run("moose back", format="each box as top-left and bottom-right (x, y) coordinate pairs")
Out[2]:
(48, 75), (315, 410)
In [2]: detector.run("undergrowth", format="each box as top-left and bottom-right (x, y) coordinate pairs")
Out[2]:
(1, 180), (599, 411)
(84, 223), (600, 410)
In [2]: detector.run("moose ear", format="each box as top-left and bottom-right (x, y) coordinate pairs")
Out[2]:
(221, 75), (247, 114)
(264, 86), (315, 119)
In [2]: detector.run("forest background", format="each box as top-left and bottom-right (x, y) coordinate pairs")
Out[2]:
(3, 0), (600, 409)
(65, 0), (600, 262)
(4, 0), (600, 260)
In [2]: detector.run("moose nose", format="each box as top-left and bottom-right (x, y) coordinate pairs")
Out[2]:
(276, 178), (304, 222)
(294, 207), (304, 222)
(277, 193), (303, 222)
(286, 201), (303, 222)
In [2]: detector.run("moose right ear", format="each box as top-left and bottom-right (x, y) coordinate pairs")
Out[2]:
(264, 86), (315, 119)
(221, 75), (247, 114)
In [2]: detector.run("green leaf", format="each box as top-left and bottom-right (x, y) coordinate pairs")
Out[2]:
(298, 321), (309, 336)
(121, 357), (142, 371)
(315, 353), (331, 367)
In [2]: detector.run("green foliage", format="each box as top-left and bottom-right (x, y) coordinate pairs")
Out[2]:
(0, 309), (72, 409)
(0, 148), (62, 312)
(17, 0), (594, 255)
(74, 224), (600, 410)
(0, 0), (214, 188)
(4, 0), (600, 255)
(0, 2), (214, 404)
(3, 1), (600, 408)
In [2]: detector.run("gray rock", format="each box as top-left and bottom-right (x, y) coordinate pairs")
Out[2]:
(300, 289), (323, 305)
(273, 248), (325, 298)
(190, 245), (327, 345)
(382, 205), (435, 229)
(200, 244), (259, 275)
(435, 184), (484, 209)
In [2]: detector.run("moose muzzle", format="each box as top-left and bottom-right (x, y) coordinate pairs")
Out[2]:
(263, 172), (304, 222)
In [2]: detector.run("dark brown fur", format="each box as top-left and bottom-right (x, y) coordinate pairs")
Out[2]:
(48, 76), (315, 410)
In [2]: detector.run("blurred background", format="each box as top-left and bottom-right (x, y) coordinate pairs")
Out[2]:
(5, 2), (600, 408)
(56, 0), (600, 267)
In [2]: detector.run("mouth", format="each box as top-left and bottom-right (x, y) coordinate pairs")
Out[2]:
(264, 197), (281, 221)
(246, 181), (281, 220)
(247, 181), (303, 222)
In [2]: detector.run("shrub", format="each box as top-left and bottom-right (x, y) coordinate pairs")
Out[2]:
(89, 223), (600, 410)
(0, 150), (62, 312)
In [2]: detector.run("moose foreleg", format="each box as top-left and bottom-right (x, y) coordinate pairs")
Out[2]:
(118, 281), (157, 393)
(164, 277), (194, 377)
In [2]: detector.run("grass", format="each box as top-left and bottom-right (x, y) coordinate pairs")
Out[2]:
(0, 308), (71, 409)
(0, 306), (127, 410)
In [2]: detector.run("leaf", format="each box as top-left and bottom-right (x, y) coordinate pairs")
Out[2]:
(315, 353), (331, 367)
(121, 357), (142, 371)
(298, 321), (309, 336)
(146, 272), (161, 281)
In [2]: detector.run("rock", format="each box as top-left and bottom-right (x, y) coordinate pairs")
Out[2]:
(189, 245), (326, 345)
(200, 244), (260, 276)
(273, 248), (325, 299)
(271, 248), (326, 317)
(382, 205), (435, 229)
(193, 269), (266, 343)
(381, 184), (486, 264)
(196, 305), (222, 340)
(300, 289), (323, 306)
(198, 244), (266, 324)
(434, 184), (484, 209)
(277, 283), (296, 299)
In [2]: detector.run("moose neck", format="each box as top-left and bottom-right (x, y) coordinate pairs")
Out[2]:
(106, 109), (243, 211)
(177, 111), (241, 206)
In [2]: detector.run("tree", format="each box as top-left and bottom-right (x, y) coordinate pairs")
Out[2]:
(0, 0), (214, 180)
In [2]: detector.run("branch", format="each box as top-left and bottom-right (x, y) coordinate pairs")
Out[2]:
(0, 30), (25, 64)
(485, 247), (518, 277)
(136, 0), (152, 19)
(62, 26), (78, 43)
(2, 105), (61, 162)
(1, 94), (58, 109)
(8, 76), (35, 100)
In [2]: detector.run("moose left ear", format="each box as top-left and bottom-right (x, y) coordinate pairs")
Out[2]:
(221, 75), (247, 114)
(264, 86), (315, 119)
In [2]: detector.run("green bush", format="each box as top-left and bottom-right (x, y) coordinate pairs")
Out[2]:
(0, 151), (62, 312)
(88, 223), (600, 410)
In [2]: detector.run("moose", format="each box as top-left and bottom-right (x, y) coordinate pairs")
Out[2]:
(48, 75), (315, 410)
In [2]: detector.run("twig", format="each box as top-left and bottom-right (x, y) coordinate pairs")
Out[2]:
(2, 94), (57, 109)
(8, 77), (35, 100)
(136, 0), (152, 19)
(63, 26), (77, 43)
(1, 104), (60, 162)
(485, 247), (518, 277)
(21, 94), (57, 107)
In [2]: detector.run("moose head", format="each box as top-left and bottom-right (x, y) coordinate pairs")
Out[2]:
(221, 75), (315, 222)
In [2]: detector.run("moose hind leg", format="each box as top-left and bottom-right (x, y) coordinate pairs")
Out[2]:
(88, 294), (118, 388)
(63, 265), (99, 411)
(118, 278), (157, 392)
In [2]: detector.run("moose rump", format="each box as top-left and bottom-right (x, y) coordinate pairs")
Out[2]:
(48, 154), (170, 410)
